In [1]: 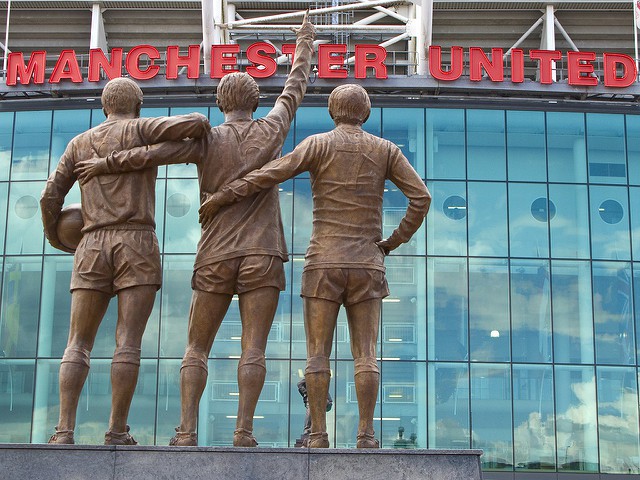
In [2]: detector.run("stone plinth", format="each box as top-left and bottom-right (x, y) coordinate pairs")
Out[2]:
(0, 444), (483, 480)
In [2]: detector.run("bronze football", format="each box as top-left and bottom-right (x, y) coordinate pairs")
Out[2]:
(56, 203), (84, 251)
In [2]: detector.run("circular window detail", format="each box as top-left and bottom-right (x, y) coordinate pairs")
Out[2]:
(530, 197), (556, 222)
(167, 193), (191, 218)
(15, 195), (38, 219)
(599, 199), (624, 225)
(442, 195), (467, 220)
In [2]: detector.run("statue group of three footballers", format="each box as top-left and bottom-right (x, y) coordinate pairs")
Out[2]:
(41, 14), (431, 448)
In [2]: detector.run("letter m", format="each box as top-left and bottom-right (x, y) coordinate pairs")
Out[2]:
(7, 52), (46, 86)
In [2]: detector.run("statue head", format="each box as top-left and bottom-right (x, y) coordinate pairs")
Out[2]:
(101, 77), (143, 117)
(328, 84), (371, 126)
(216, 72), (260, 113)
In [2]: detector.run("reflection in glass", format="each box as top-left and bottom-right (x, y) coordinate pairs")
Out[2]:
(513, 365), (555, 471)
(469, 259), (510, 362)
(428, 363), (470, 448)
(11, 111), (52, 181)
(0, 112), (14, 181)
(508, 183), (550, 258)
(555, 366), (598, 472)
(50, 110), (91, 174)
(0, 183), (8, 255)
(0, 360), (34, 442)
(163, 179), (201, 253)
(427, 182), (467, 256)
(382, 108), (425, 177)
(507, 110), (546, 182)
(549, 184), (590, 259)
(471, 364), (513, 469)
(627, 114), (640, 185)
(467, 109), (506, 181)
(426, 108), (465, 180)
(597, 367), (640, 473)
(292, 179), (312, 255)
(468, 182), (507, 257)
(156, 359), (181, 445)
(159, 255), (195, 358)
(547, 112), (586, 183)
(383, 181), (425, 256)
(590, 186), (630, 260)
(587, 113), (626, 184)
(6, 182), (45, 255)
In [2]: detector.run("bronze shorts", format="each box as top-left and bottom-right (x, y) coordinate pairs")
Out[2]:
(192, 255), (286, 295)
(301, 268), (389, 306)
(71, 227), (162, 296)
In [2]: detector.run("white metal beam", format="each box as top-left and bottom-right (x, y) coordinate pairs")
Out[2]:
(541, 4), (556, 81)
(553, 16), (579, 51)
(354, 0), (409, 23)
(3, 0), (11, 74)
(90, 3), (108, 51)
(503, 13), (544, 58)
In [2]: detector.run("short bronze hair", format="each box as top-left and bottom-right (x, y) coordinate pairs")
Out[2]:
(101, 77), (143, 116)
(216, 72), (260, 113)
(328, 84), (371, 126)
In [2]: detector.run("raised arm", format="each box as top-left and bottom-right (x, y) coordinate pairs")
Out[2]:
(376, 145), (431, 255)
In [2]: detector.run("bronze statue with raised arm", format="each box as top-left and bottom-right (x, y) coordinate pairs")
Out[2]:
(41, 77), (210, 445)
(75, 15), (315, 447)
(198, 84), (431, 448)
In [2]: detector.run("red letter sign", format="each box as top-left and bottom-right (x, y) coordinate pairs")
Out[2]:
(603, 53), (637, 88)
(469, 47), (504, 81)
(510, 49), (524, 83)
(567, 51), (597, 86)
(126, 45), (160, 80)
(529, 50), (562, 84)
(429, 46), (463, 81)
(354, 45), (387, 79)
(7, 51), (46, 85)
(166, 45), (200, 79)
(210, 44), (240, 78)
(88, 48), (123, 82)
(49, 50), (83, 83)
(318, 44), (348, 79)
(246, 42), (277, 78)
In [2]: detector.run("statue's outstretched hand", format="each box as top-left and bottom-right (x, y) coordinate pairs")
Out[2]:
(292, 10), (316, 39)
(198, 192), (224, 227)
(75, 157), (109, 184)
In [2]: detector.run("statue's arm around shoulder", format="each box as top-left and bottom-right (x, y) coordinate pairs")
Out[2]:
(138, 112), (211, 143)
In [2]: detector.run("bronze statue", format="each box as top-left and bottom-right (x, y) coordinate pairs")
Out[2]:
(295, 377), (332, 447)
(198, 84), (431, 448)
(41, 77), (210, 445)
(75, 15), (316, 446)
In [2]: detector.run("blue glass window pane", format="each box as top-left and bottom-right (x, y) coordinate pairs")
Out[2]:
(512, 365), (556, 471)
(290, 257), (307, 360)
(50, 109), (91, 175)
(467, 109), (506, 181)
(292, 179), (312, 255)
(0, 183), (8, 255)
(295, 106), (334, 144)
(428, 363), (470, 448)
(381, 256), (426, 361)
(427, 257), (468, 361)
(0, 112), (14, 181)
(156, 359), (181, 445)
(547, 112), (586, 183)
(469, 258), (510, 362)
(592, 262), (635, 365)
(209, 107), (224, 126)
(167, 107), (208, 178)
(11, 110), (52, 181)
(427, 181), (467, 257)
(597, 367), (640, 473)
(549, 184), (590, 259)
(587, 113), (626, 185)
(511, 259), (552, 363)
(626, 115), (640, 185)
(0, 359), (34, 442)
(279, 180), (294, 253)
(289, 360), (308, 446)
(382, 108), (425, 177)
(90, 108), (106, 127)
(468, 182), (507, 257)
(426, 108), (465, 180)
(363, 107), (381, 137)
(470, 364), (513, 470)
(159, 255), (195, 358)
(507, 110), (546, 182)
(589, 185), (630, 261)
(38, 255), (73, 357)
(508, 183), (550, 258)
(555, 366), (598, 472)
(163, 178), (200, 253)
(383, 181), (426, 256)
(634, 263), (640, 365)
(551, 260), (594, 364)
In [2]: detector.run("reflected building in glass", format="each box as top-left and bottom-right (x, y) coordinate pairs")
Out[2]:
(2, 1), (640, 478)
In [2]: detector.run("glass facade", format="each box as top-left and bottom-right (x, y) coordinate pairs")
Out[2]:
(1, 102), (640, 475)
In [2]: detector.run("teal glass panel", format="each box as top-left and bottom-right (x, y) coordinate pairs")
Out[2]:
(597, 367), (640, 473)
(589, 185), (630, 261)
(167, 107), (207, 178)
(382, 108), (425, 177)
(428, 362), (470, 448)
(292, 179), (312, 255)
(629, 187), (640, 260)
(381, 256), (426, 361)
(0, 183), (8, 255)
(634, 263), (640, 365)
(11, 110), (52, 181)
(468, 182), (507, 257)
(363, 107), (381, 137)
(470, 364), (513, 470)
(156, 359), (181, 445)
(427, 257), (468, 361)
(551, 260), (594, 364)
(549, 184), (590, 259)
(507, 110), (546, 182)
(155, 178), (166, 252)
(426, 108), (465, 180)
(32, 359), (158, 444)
(555, 365), (598, 472)
(279, 180), (294, 253)
(1, 256), (41, 358)
(383, 180), (426, 256)
(592, 262), (635, 365)
(508, 183), (550, 258)
(426, 181), (467, 257)
(467, 109), (506, 181)
(49, 109), (91, 175)
(295, 106), (334, 144)
(547, 112), (587, 183)
(587, 113), (626, 185)
(334, 302), (357, 361)
(513, 364), (556, 471)
(90, 108), (106, 127)
(290, 255), (307, 360)
(159, 255), (194, 358)
(510, 259), (552, 363)
(0, 359), (34, 442)
(0, 112), (14, 181)
(289, 360), (308, 446)
(469, 258), (510, 362)
(6, 181), (45, 255)
(626, 115), (640, 185)
(380, 361), (426, 449)
(38, 255), (73, 358)
(163, 178), (200, 253)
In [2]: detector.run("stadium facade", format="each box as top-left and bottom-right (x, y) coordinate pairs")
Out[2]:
(2, 1), (640, 478)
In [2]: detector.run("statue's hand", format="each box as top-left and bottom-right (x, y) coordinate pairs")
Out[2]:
(75, 157), (109, 183)
(198, 192), (224, 227)
(375, 238), (395, 256)
(291, 10), (316, 39)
